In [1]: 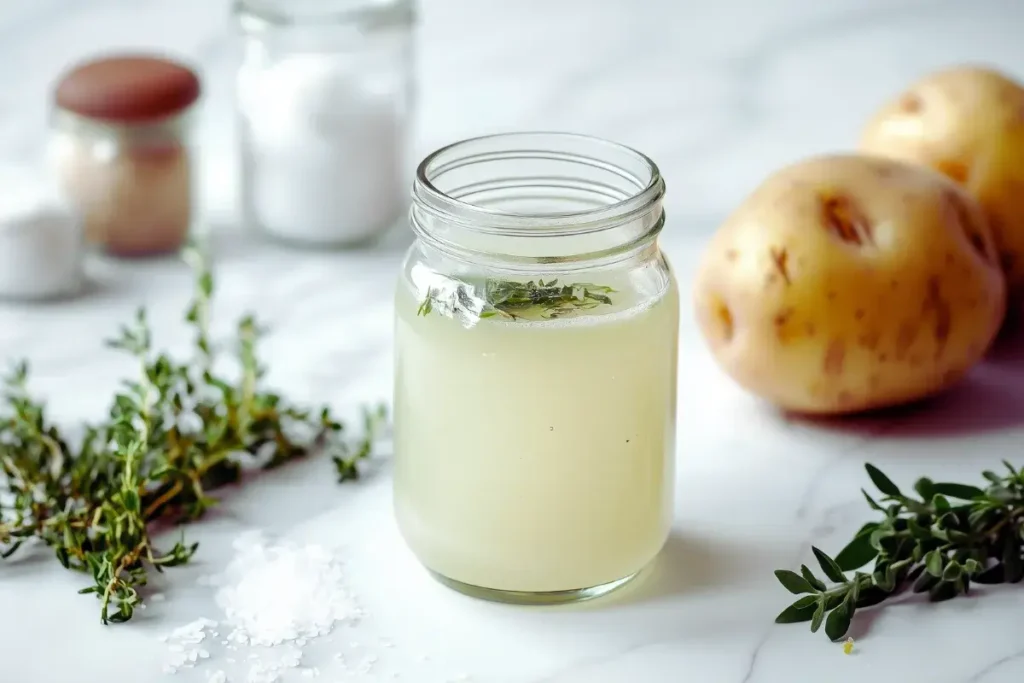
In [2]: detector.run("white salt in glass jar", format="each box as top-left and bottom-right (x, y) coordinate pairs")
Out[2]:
(233, 0), (416, 248)
(394, 133), (679, 604)
(49, 54), (201, 259)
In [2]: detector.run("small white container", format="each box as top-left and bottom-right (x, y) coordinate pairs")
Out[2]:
(233, 0), (416, 248)
(0, 168), (83, 301)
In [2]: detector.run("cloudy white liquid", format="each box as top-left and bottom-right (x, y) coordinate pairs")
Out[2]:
(393, 278), (679, 593)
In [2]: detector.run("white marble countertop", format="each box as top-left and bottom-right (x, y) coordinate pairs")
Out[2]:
(2, 0), (1024, 681)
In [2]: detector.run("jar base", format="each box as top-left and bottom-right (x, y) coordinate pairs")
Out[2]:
(425, 568), (641, 606)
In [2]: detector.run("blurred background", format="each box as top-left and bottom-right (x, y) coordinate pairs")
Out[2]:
(2, 0), (1023, 238)
(3, 3), (1024, 681)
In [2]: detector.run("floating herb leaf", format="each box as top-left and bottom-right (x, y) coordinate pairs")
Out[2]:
(418, 278), (615, 321)
(0, 246), (388, 624)
(774, 462), (1024, 641)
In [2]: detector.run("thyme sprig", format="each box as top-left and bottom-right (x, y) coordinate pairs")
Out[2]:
(418, 278), (615, 321)
(775, 462), (1024, 641)
(0, 248), (387, 624)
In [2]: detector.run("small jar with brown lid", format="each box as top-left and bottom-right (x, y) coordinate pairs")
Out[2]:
(49, 53), (201, 258)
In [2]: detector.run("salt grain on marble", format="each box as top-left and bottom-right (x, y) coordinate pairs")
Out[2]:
(161, 618), (218, 674)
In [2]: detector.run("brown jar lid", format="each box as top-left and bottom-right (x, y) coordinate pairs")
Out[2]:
(54, 54), (201, 123)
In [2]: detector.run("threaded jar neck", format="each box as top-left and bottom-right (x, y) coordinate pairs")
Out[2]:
(410, 132), (666, 268)
(234, 0), (414, 30)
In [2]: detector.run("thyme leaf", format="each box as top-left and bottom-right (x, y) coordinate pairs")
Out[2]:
(418, 278), (615, 321)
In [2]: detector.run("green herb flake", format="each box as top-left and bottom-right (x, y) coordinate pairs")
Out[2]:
(417, 278), (616, 321)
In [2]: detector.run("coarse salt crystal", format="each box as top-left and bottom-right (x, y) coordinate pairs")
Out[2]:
(214, 532), (362, 648)
(161, 532), (376, 679)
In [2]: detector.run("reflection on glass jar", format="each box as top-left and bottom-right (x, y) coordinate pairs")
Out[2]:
(233, 0), (416, 248)
(394, 133), (679, 604)
(49, 54), (200, 259)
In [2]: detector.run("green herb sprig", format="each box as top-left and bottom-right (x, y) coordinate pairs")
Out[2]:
(418, 278), (615, 321)
(0, 248), (387, 624)
(775, 462), (1024, 641)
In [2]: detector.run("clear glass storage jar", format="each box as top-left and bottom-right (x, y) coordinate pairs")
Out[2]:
(233, 0), (416, 248)
(49, 54), (200, 259)
(394, 132), (679, 604)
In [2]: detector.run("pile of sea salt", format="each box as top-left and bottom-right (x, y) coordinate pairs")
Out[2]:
(161, 531), (364, 682)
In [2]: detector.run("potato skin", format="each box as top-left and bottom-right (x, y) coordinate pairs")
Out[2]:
(693, 154), (1006, 415)
(859, 65), (1024, 303)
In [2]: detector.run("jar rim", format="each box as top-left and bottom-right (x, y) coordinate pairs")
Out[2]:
(233, 0), (414, 28)
(413, 131), (666, 237)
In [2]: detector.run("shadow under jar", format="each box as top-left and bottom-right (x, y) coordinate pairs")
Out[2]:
(394, 132), (679, 604)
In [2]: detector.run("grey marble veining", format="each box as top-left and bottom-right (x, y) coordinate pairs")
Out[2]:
(1, 0), (1024, 682)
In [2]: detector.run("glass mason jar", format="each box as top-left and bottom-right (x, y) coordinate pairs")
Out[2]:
(233, 0), (416, 248)
(49, 55), (200, 259)
(394, 133), (679, 604)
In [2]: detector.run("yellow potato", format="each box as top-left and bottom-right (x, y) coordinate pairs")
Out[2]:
(859, 65), (1024, 302)
(693, 154), (1005, 415)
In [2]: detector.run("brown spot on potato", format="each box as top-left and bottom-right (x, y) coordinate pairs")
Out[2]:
(773, 307), (799, 343)
(875, 164), (899, 179)
(868, 374), (881, 390)
(937, 160), (969, 184)
(858, 330), (881, 350)
(899, 93), (923, 113)
(896, 322), (918, 360)
(878, 352), (889, 362)
(837, 391), (855, 408)
(827, 290), (837, 301)
(823, 339), (846, 376)
(890, 279), (899, 290)
(710, 297), (734, 343)
(854, 308), (866, 321)
(821, 195), (874, 246)
(805, 322), (817, 336)
(968, 233), (989, 261)
(769, 247), (791, 285)
(922, 276), (952, 358)
(725, 249), (739, 263)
